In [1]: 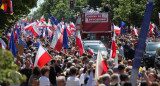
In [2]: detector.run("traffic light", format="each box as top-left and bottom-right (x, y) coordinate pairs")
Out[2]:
(70, 0), (74, 9)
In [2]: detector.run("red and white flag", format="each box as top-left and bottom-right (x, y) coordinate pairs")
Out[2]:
(149, 24), (154, 34)
(76, 30), (84, 56)
(114, 25), (121, 36)
(95, 50), (108, 80)
(31, 23), (41, 37)
(24, 22), (35, 30)
(88, 48), (94, 56)
(37, 15), (45, 26)
(109, 32), (116, 59)
(66, 24), (72, 36)
(7, 32), (11, 40)
(51, 25), (64, 52)
(0, 38), (7, 50)
(34, 45), (52, 68)
(132, 27), (138, 36)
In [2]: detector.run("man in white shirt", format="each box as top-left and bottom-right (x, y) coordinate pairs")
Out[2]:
(39, 66), (50, 86)
(66, 67), (81, 86)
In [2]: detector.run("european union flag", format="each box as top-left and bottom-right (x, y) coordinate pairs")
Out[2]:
(49, 14), (59, 25)
(130, 1), (154, 86)
(63, 27), (69, 49)
(19, 39), (27, 48)
(9, 32), (17, 57)
(121, 21), (126, 27)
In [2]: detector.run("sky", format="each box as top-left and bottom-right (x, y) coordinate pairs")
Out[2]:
(29, 0), (44, 15)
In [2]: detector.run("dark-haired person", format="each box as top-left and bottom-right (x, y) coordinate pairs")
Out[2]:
(20, 59), (32, 86)
(66, 67), (81, 86)
(28, 66), (41, 86)
(39, 66), (50, 86)
(49, 60), (57, 86)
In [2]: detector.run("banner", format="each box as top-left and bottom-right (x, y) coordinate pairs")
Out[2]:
(85, 13), (108, 23)
(82, 13), (111, 33)
(16, 44), (24, 56)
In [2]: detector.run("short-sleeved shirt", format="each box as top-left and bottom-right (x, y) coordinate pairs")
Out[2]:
(66, 76), (81, 86)
(39, 76), (50, 86)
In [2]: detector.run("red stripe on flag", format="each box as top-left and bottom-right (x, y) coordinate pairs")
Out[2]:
(111, 40), (116, 58)
(37, 52), (52, 68)
(54, 32), (63, 52)
(76, 37), (84, 56)
(101, 61), (108, 75)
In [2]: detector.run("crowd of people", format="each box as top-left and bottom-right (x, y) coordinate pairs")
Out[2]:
(0, 26), (160, 86)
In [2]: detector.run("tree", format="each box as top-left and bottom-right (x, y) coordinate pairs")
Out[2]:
(0, 50), (26, 85)
(33, 0), (88, 23)
(0, 0), (37, 30)
(109, 0), (160, 27)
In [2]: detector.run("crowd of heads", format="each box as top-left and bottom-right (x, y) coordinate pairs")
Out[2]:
(0, 28), (160, 86)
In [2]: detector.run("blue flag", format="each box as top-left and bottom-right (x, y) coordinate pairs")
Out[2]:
(156, 32), (160, 38)
(19, 39), (27, 48)
(33, 42), (40, 48)
(40, 29), (44, 38)
(9, 32), (18, 57)
(45, 27), (48, 37)
(49, 14), (59, 25)
(130, 1), (154, 86)
(63, 27), (69, 49)
(17, 29), (20, 38)
(120, 21), (126, 35)
(51, 34), (54, 42)
(121, 21), (126, 27)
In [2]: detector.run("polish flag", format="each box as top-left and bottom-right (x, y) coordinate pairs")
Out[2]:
(70, 22), (76, 35)
(31, 23), (41, 37)
(149, 24), (154, 34)
(14, 31), (17, 41)
(114, 25), (121, 36)
(66, 24), (72, 36)
(24, 22), (35, 30)
(88, 48), (94, 56)
(34, 45), (52, 68)
(47, 27), (53, 37)
(132, 27), (138, 36)
(0, 38), (7, 50)
(76, 30), (84, 56)
(37, 15), (45, 26)
(109, 32), (116, 59)
(51, 25), (64, 52)
(39, 15), (45, 22)
(7, 32), (11, 40)
(95, 50), (108, 80)
(72, 47), (75, 53)
(70, 22), (75, 28)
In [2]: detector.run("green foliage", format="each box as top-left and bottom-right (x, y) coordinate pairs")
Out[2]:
(33, 0), (88, 23)
(0, 0), (37, 30)
(0, 50), (26, 84)
(110, 0), (160, 27)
